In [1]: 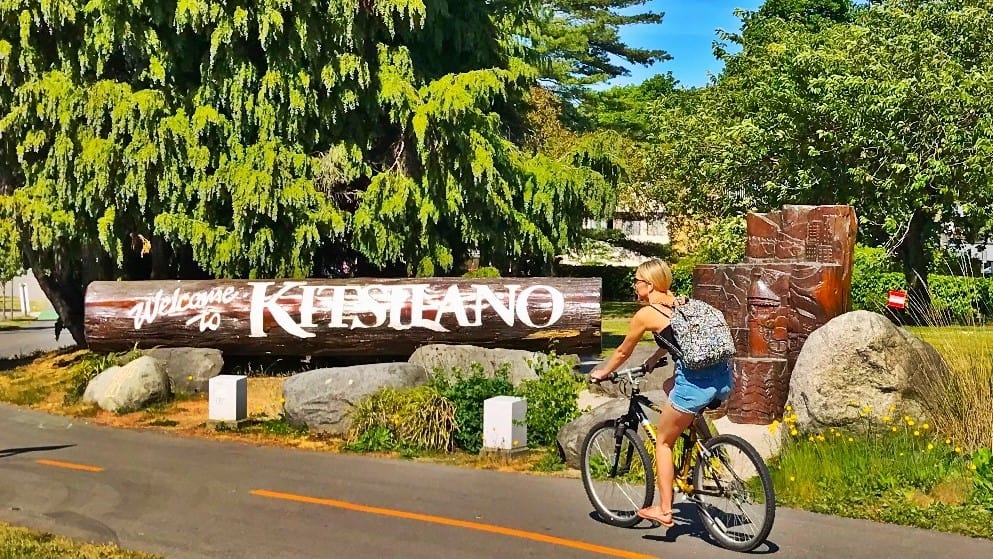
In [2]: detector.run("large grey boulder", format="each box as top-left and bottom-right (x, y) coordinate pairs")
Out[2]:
(556, 390), (667, 469)
(409, 344), (570, 386)
(282, 363), (428, 434)
(143, 347), (223, 395)
(787, 310), (950, 431)
(82, 356), (172, 413)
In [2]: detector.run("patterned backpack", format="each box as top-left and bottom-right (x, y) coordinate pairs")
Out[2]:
(659, 297), (735, 371)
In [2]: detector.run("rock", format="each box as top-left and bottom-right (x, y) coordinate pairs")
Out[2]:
(556, 390), (667, 469)
(282, 363), (428, 435)
(408, 344), (562, 386)
(587, 345), (674, 398)
(82, 356), (172, 413)
(143, 347), (223, 395)
(787, 310), (950, 431)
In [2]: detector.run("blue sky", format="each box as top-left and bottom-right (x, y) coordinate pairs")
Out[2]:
(607, 1), (764, 88)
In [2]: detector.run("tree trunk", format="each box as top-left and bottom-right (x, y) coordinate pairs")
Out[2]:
(898, 209), (932, 325)
(84, 277), (602, 356)
(20, 233), (91, 346)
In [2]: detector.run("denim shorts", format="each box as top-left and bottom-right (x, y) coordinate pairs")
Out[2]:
(668, 359), (734, 415)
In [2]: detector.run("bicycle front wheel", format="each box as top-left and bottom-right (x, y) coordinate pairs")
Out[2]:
(691, 434), (775, 552)
(580, 420), (655, 527)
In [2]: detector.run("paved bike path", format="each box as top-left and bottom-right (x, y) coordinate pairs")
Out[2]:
(1, 403), (990, 559)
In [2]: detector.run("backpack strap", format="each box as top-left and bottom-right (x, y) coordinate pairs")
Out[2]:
(648, 304), (683, 358)
(649, 303), (673, 318)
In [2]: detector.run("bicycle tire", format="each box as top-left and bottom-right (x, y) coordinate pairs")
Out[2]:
(580, 420), (655, 527)
(691, 434), (775, 552)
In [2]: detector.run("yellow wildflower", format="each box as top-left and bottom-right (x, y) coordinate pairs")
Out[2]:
(970, 464), (978, 471)
(847, 437), (853, 442)
(789, 476), (796, 482)
(921, 423), (929, 430)
(891, 427), (898, 432)
(914, 431), (920, 437)
(906, 419), (916, 427)
(946, 438), (952, 445)
(927, 444), (934, 450)
(835, 431), (842, 437)
(816, 434), (826, 442)
(790, 429), (799, 437)
(883, 415), (892, 423)
(955, 447), (963, 454)
(786, 404), (793, 412)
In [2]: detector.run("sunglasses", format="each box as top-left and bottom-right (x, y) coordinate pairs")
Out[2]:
(632, 278), (650, 287)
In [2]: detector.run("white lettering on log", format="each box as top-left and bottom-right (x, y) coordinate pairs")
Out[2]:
(129, 286), (236, 332)
(129, 281), (569, 338)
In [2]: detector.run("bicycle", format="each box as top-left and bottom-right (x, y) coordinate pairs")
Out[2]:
(580, 359), (776, 552)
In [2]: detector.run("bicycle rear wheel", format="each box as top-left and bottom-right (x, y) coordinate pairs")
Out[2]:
(580, 420), (654, 527)
(691, 434), (775, 552)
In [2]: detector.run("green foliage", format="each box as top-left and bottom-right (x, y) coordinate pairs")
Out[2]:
(651, 0), (993, 287)
(346, 385), (457, 453)
(681, 217), (746, 265)
(462, 266), (501, 279)
(578, 73), (679, 140)
(531, 1), (666, 101)
(429, 363), (514, 453)
(516, 355), (584, 447)
(973, 448), (993, 509)
(0, 216), (22, 283)
(0, 0), (624, 343)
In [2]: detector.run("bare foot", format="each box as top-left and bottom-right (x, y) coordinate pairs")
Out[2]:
(637, 506), (674, 527)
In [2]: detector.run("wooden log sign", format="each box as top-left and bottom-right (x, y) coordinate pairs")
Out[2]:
(84, 278), (602, 356)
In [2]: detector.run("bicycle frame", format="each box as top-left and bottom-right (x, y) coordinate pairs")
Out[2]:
(608, 373), (716, 495)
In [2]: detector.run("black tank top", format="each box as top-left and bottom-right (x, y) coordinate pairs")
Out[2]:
(649, 304), (680, 353)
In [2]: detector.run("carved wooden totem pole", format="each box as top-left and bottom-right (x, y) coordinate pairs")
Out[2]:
(693, 205), (857, 424)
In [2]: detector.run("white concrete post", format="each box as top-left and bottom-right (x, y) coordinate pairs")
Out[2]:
(209, 375), (248, 427)
(19, 283), (29, 316)
(482, 396), (527, 454)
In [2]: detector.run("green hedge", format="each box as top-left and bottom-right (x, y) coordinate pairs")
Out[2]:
(850, 245), (993, 323)
(852, 271), (993, 323)
(557, 264), (636, 301)
(556, 261), (694, 301)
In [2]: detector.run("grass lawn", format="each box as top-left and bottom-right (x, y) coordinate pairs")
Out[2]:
(0, 523), (162, 559)
(599, 302), (654, 357)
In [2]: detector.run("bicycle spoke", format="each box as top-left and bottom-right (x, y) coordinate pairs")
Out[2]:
(690, 435), (775, 552)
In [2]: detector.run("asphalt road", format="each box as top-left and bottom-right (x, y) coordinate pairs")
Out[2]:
(0, 404), (989, 559)
(0, 321), (76, 359)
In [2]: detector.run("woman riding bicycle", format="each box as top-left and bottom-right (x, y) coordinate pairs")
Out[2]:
(589, 258), (734, 528)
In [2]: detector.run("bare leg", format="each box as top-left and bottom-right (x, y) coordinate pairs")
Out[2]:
(638, 403), (695, 527)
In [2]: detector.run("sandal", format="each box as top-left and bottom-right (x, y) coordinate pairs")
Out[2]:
(637, 507), (674, 527)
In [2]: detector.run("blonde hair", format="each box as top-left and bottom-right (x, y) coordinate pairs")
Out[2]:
(637, 259), (673, 292)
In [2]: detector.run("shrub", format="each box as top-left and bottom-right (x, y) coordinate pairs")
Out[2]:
(429, 363), (514, 453)
(515, 355), (585, 447)
(346, 385), (457, 453)
(683, 216), (746, 265)
(463, 266), (501, 278)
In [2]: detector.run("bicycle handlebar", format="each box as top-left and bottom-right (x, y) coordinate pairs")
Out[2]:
(589, 356), (669, 385)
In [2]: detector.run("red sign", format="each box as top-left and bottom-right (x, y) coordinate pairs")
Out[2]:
(887, 290), (907, 309)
